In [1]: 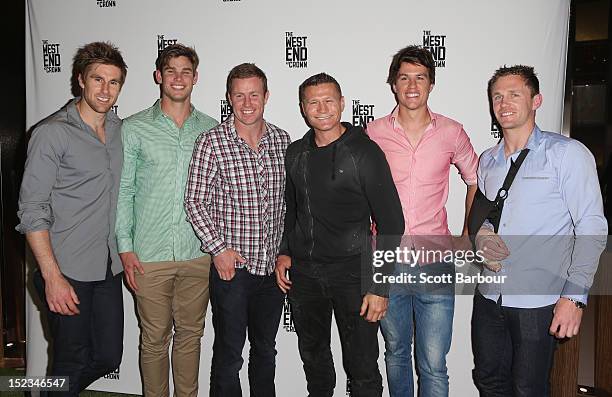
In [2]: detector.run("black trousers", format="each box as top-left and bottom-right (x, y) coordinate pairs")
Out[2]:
(209, 266), (284, 397)
(288, 261), (383, 397)
(34, 266), (123, 397)
(471, 293), (557, 397)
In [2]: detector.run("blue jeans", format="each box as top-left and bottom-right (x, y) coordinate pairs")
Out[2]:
(380, 285), (454, 397)
(33, 266), (124, 397)
(471, 293), (557, 397)
(209, 266), (284, 397)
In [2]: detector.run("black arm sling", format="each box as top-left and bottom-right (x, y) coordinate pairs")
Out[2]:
(467, 149), (530, 241)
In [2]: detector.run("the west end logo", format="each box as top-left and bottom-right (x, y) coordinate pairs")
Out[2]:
(285, 32), (308, 69)
(282, 296), (295, 332)
(97, 0), (116, 7)
(352, 99), (374, 127)
(157, 35), (178, 56)
(42, 40), (61, 73)
(103, 367), (120, 380)
(491, 117), (502, 139)
(220, 99), (233, 122)
(422, 30), (446, 68)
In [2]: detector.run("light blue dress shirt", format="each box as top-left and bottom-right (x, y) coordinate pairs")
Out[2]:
(477, 126), (607, 308)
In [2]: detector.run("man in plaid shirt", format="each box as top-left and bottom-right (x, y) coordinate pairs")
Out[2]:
(184, 63), (290, 397)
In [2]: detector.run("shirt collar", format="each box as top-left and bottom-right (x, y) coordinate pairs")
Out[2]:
(226, 114), (240, 140)
(225, 114), (272, 144)
(152, 99), (197, 125)
(493, 125), (542, 164)
(526, 125), (543, 150)
(67, 97), (120, 132)
(66, 98), (83, 127)
(151, 99), (164, 120)
(389, 105), (438, 131)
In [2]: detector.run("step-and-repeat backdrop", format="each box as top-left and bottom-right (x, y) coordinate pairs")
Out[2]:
(26, 1), (569, 395)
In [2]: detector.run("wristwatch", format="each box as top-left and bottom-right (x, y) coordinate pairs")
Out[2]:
(566, 298), (586, 309)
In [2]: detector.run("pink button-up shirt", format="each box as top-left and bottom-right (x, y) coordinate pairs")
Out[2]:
(367, 106), (478, 237)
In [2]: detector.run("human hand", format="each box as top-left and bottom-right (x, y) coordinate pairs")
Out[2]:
(549, 297), (583, 339)
(213, 248), (246, 280)
(452, 234), (473, 252)
(360, 293), (388, 322)
(45, 273), (80, 315)
(475, 227), (509, 272)
(275, 255), (292, 293)
(119, 251), (144, 291)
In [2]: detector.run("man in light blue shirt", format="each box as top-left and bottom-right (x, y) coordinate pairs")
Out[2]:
(472, 65), (607, 397)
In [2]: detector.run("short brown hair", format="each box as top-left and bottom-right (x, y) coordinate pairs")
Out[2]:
(298, 73), (342, 103)
(71, 41), (127, 96)
(155, 43), (199, 72)
(226, 63), (268, 95)
(488, 65), (540, 98)
(387, 45), (435, 86)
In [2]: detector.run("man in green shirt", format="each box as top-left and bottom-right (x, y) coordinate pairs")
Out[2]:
(115, 44), (218, 397)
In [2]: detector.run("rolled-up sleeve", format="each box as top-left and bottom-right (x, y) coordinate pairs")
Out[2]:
(452, 127), (478, 185)
(16, 125), (66, 233)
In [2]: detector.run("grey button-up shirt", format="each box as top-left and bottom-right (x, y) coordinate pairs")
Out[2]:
(17, 99), (123, 281)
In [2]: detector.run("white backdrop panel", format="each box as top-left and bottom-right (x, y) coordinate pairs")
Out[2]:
(26, 1), (569, 396)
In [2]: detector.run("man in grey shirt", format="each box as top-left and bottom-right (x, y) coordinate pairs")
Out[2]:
(17, 42), (127, 396)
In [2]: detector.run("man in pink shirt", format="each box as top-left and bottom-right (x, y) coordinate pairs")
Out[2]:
(367, 45), (478, 397)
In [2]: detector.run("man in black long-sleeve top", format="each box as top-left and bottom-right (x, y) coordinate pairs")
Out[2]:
(275, 73), (405, 397)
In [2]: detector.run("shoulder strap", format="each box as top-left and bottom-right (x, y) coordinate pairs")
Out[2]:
(494, 148), (530, 204)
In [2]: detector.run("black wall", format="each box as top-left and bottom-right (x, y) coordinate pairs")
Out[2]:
(0, 0), (26, 356)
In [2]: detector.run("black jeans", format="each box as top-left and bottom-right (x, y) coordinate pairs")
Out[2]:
(288, 261), (383, 397)
(209, 266), (284, 397)
(471, 293), (557, 397)
(33, 267), (124, 397)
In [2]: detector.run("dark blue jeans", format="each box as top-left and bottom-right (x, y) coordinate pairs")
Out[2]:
(288, 261), (383, 397)
(209, 266), (284, 397)
(33, 267), (124, 397)
(471, 293), (557, 397)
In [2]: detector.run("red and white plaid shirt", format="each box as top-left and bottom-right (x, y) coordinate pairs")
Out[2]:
(184, 115), (290, 276)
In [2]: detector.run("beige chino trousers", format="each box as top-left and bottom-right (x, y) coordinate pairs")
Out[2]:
(134, 256), (211, 397)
